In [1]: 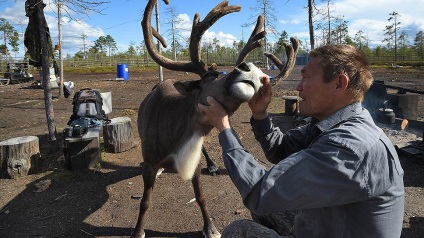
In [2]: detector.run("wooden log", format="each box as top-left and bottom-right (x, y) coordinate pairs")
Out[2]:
(0, 136), (40, 179)
(103, 117), (133, 153)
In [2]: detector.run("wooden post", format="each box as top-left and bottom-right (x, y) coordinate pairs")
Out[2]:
(282, 96), (299, 116)
(0, 136), (40, 179)
(103, 117), (133, 153)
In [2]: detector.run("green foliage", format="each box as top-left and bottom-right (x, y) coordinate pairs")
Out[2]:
(344, 36), (354, 46)
(331, 17), (349, 44)
(414, 31), (424, 60)
(127, 45), (137, 56)
(93, 35), (117, 57)
(275, 30), (289, 54)
(354, 30), (368, 49)
(62, 65), (158, 74)
(65, 8), (424, 69)
(383, 11), (401, 49)
(0, 18), (20, 54)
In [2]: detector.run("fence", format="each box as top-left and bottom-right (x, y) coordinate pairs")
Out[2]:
(1, 51), (423, 73)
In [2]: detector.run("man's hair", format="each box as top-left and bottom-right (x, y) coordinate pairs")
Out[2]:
(309, 44), (373, 101)
(208, 63), (218, 71)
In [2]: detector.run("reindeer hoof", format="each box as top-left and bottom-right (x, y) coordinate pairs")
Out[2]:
(203, 226), (221, 238)
(131, 230), (145, 238)
(208, 165), (219, 176)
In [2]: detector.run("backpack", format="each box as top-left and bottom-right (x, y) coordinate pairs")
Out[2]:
(67, 88), (109, 125)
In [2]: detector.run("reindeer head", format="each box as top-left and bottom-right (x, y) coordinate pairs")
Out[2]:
(195, 62), (263, 114)
(224, 62), (264, 101)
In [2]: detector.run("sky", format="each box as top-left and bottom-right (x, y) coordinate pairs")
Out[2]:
(1, 0), (424, 58)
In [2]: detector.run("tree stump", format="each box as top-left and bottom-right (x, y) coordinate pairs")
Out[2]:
(0, 136), (40, 179)
(103, 117), (133, 153)
(282, 96), (299, 116)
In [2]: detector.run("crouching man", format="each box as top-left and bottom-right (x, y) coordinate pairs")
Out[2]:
(198, 44), (404, 238)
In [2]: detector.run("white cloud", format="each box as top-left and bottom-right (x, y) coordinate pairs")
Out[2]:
(1, 0), (106, 57)
(3, 0), (424, 57)
(174, 13), (239, 48)
(282, 0), (424, 47)
(328, 0), (424, 46)
(176, 13), (192, 31)
(217, 31), (238, 46)
(1, 0), (28, 28)
(291, 18), (302, 25)
(279, 20), (289, 25)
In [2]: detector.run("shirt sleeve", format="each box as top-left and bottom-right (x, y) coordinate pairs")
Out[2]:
(219, 128), (267, 198)
(250, 116), (309, 164)
(219, 122), (373, 216)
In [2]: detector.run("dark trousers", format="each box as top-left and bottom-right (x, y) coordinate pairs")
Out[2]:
(221, 210), (299, 238)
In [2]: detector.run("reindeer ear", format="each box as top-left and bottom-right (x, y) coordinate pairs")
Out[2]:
(174, 80), (201, 95)
(236, 62), (251, 72)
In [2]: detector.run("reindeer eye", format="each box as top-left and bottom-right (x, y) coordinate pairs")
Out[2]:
(237, 62), (251, 72)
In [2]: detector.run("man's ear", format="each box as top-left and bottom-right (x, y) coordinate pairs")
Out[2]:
(335, 74), (349, 90)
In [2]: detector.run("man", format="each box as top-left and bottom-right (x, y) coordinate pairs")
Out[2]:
(198, 45), (404, 238)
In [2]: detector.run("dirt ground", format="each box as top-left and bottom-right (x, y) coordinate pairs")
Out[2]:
(0, 65), (424, 237)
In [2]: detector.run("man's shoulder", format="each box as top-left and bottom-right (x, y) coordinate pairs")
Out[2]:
(322, 114), (383, 157)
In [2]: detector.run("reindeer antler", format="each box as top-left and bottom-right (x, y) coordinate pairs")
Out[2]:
(234, 16), (299, 86)
(265, 37), (300, 86)
(235, 16), (267, 65)
(189, 1), (241, 71)
(143, 0), (299, 82)
(142, 0), (241, 77)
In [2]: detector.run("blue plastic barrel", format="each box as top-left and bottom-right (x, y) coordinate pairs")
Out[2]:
(116, 64), (129, 81)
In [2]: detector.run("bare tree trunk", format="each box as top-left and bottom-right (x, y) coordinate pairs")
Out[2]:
(326, 0), (331, 45)
(36, 2), (57, 141)
(155, 2), (163, 82)
(308, 0), (315, 50)
(57, 0), (64, 98)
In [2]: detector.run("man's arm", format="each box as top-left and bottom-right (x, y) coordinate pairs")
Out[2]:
(219, 128), (372, 216)
(248, 75), (272, 120)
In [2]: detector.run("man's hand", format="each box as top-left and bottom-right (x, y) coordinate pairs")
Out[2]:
(248, 75), (272, 120)
(198, 96), (231, 132)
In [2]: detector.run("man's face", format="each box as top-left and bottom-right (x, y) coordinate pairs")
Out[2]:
(296, 57), (337, 120)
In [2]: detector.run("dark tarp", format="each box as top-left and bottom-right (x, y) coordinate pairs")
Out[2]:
(24, 0), (54, 67)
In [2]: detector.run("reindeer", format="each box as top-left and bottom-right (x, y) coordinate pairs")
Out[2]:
(133, 1), (299, 238)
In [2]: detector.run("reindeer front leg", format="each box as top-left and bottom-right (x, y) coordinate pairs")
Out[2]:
(202, 145), (219, 176)
(132, 164), (158, 238)
(192, 166), (221, 238)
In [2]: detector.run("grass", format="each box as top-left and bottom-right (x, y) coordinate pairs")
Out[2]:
(62, 65), (158, 74)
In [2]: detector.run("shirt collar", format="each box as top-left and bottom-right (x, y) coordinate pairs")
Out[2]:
(314, 102), (363, 132)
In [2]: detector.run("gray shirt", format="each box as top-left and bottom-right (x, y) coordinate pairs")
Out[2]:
(219, 102), (404, 238)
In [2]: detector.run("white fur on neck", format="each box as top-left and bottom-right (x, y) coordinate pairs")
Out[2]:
(173, 134), (204, 181)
